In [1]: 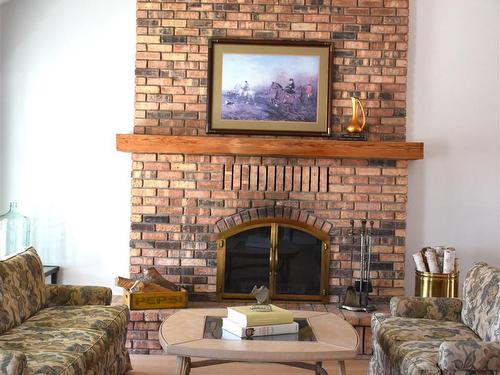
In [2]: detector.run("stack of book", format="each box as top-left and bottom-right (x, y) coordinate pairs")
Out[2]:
(222, 304), (298, 339)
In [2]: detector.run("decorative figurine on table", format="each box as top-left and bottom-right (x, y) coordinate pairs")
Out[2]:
(250, 285), (272, 312)
(340, 96), (367, 141)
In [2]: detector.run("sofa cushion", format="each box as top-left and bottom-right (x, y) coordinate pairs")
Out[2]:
(0, 304), (130, 374)
(0, 326), (107, 371)
(372, 313), (484, 375)
(391, 341), (442, 375)
(0, 247), (46, 334)
(390, 297), (462, 321)
(20, 350), (85, 375)
(21, 304), (129, 338)
(45, 284), (112, 307)
(372, 313), (481, 357)
(462, 262), (500, 341)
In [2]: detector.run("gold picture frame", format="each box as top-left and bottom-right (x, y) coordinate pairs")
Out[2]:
(207, 39), (333, 136)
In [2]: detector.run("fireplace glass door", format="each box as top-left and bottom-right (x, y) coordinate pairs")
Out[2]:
(274, 226), (323, 297)
(217, 221), (329, 302)
(223, 226), (271, 294)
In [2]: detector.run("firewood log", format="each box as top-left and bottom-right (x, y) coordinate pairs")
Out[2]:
(115, 276), (136, 290)
(142, 267), (180, 291)
(115, 267), (180, 292)
(424, 248), (440, 273)
(130, 280), (172, 293)
(412, 252), (427, 272)
(443, 249), (456, 274)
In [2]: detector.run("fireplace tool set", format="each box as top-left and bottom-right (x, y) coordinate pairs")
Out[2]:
(340, 219), (376, 312)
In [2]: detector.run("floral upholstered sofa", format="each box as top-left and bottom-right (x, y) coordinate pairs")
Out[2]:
(369, 262), (500, 375)
(0, 247), (131, 374)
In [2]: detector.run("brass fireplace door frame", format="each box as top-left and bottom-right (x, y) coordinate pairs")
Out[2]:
(216, 218), (330, 302)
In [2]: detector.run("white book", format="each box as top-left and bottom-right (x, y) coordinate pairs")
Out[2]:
(222, 317), (299, 338)
(221, 329), (299, 341)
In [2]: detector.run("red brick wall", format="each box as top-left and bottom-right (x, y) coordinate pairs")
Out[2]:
(135, 0), (408, 139)
(131, 0), (409, 303)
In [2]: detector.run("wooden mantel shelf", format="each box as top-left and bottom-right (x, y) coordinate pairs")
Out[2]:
(116, 134), (424, 160)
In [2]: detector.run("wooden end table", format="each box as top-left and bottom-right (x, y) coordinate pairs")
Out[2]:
(43, 265), (60, 284)
(159, 308), (359, 375)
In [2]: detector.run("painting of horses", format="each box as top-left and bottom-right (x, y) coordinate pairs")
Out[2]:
(208, 40), (332, 135)
(220, 54), (319, 122)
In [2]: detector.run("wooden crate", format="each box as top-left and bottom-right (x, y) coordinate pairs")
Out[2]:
(123, 288), (187, 310)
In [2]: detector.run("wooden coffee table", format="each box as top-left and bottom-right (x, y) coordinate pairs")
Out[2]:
(159, 308), (359, 375)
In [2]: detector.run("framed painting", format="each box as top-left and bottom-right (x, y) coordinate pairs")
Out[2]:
(207, 39), (333, 136)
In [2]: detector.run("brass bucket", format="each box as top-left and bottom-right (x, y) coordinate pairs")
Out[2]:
(415, 270), (459, 298)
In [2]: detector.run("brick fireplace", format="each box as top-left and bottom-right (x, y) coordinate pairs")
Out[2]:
(130, 153), (408, 302)
(123, 0), (414, 353)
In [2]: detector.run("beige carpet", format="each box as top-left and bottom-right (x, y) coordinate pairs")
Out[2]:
(129, 355), (369, 375)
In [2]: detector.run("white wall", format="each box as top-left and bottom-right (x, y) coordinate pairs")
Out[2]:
(0, 0), (135, 292)
(0, 5), (4, 207)
(407, 0), (500, 294)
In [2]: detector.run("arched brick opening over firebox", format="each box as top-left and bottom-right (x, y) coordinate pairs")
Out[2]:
(214, 206), (333, 235)
(215, 210), (331, 303)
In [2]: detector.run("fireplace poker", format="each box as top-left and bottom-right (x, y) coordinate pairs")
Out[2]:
(341, 220), (358, 307)
(359, 219), (366, 306)
(366, 220), (374, 290)
(350, 219), (355, 274)
(360, 220), (375, 312)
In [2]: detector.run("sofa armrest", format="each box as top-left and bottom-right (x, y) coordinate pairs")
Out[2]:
(0, 349), (28, 375)
(45, 284), (112, 307)
(438, 341), (500, 372)
(390, 297), (462, 321)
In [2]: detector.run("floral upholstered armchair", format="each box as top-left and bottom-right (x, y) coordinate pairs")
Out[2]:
(369, 262), (500, 375)
(0, 247), (131, 374)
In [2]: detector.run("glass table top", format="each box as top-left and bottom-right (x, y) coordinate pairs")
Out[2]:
(203, 316), (316, 342)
